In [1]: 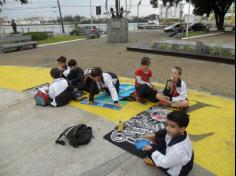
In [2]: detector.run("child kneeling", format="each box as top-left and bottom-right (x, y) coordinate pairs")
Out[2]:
(143, 111), (194, 176)
(156, 66), (189, 109)
(49, 68), (73, 107)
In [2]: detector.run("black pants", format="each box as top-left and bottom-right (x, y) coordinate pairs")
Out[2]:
(136, 84), (158, 102)
(85, 77), (120, 102)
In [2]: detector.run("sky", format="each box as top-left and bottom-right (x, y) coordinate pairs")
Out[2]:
(0, 0), (192, 19)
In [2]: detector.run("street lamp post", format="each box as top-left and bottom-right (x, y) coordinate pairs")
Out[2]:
(137, 0), (141, 28)
(186, 0), (191, 37)
(90, 0), (93, 25)
(57, 0), (65, 34)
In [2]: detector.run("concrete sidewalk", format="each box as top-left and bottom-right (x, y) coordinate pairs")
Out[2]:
(0, 89), (215, 176)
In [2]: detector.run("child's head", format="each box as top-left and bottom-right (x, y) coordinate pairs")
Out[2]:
(171, 66), (182, 82)
(90, 67), (103, 81)
(166, 111), (189, 137)
(50, 68), (61, 79)
(68, 59), (77, 70)
(57, 56), (67, 68)
(140, 57), (151, 72)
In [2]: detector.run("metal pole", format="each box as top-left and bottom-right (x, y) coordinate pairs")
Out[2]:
(115, 0), (119, 16)
(90, 0), (93, 25)
(186, 0), (191, 37)
(57, 0), (65, 34)
(137, 5), (139, 19)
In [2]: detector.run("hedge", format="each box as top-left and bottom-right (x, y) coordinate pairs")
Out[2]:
(24, 32), (48, 41)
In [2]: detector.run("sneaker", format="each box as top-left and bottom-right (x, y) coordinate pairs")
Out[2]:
(143, 158), (155, 167)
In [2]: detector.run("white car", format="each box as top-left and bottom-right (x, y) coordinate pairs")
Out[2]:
(164, 23), (181, 33)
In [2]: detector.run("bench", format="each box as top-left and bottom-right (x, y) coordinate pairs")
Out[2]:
(0, 35), (38, 53)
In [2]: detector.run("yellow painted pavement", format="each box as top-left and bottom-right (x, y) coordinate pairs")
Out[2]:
(0, 65), (235, 176)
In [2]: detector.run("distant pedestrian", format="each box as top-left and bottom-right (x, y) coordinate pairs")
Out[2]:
(11, 19), (17, 34)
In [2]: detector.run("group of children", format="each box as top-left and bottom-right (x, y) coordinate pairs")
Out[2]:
(48, 56), (121, 108)
(47, 56), (193, 176)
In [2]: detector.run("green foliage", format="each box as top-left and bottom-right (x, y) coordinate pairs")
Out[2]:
(150, 0), (234, 30)
(70, 23), (81, 36)
(24, 32), (48, 41)
(182, 45), (196, 53)
(209, 46), (235, 57)
(209, 46), (225, 56)
(222, 50), (235, 57)
(159, 43), (172, 50)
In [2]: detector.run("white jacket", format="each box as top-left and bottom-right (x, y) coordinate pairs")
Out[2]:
(98, 73), (119, 102)
(151, 133), (194, 176)
(172, 80), (188, 103)
(49, 78), (69, 107)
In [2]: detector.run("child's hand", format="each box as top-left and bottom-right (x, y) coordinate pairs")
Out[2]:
(143, 145), (152, 152)
(145, 134), (155, 141)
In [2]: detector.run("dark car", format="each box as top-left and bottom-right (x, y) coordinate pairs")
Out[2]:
(191, 23), (206, 31)
(80, 26), (101, 39)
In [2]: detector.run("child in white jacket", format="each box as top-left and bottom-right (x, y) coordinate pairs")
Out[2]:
(143, 111), (194, 176)
(156, 66), (189, 109)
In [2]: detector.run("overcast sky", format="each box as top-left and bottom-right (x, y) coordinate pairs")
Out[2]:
(0, 0), (193, 19)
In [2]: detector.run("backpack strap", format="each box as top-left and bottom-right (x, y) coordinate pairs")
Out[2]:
(55, 126), (76, 145)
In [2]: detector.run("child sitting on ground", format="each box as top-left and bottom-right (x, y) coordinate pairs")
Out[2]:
(156, 66), (189, 109)
(85, 67), (121, 108)
(135, 57), (158, 104)
(57, 56), (70, 78)
(48, 68), (73, 107)
(143, 111), (194, 176)
(67, 59), (84, 91)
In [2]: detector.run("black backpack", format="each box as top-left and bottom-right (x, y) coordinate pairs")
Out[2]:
(55, 124), (94, 148)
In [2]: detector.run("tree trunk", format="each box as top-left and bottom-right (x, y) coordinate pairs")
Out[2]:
(218, 14), (225, 31)
(215, 12), (225, 31)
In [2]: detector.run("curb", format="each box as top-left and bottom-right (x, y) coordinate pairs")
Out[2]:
(38, 38), (86, 47)
(181, 32), (224, 40)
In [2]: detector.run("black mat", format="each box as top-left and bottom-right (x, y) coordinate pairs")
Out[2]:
(103, 106), (171, 158)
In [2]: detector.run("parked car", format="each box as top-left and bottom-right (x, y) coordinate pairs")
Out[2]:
(164, 23), (191, 33)
(164, 23), (181, 33)
(80, 26), (101, 39)
(191, 23), (206, 31)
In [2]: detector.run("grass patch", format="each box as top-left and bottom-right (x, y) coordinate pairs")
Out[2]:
(38, 35), (85, 45)
(187, 31), (207, 37)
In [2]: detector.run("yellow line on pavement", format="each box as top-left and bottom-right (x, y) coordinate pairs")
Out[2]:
(0, 65), (234, 176)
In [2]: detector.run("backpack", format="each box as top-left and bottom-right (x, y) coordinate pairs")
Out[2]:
(34, 91), (49, 106)
(55, 124), (94, 148)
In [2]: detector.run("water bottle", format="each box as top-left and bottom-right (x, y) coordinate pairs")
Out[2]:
(118, 120), (124, 132)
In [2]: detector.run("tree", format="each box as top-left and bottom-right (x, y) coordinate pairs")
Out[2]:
(150, 0), (234, 30)
(0, 0), (28, 12)
(191, 0), (233, 30)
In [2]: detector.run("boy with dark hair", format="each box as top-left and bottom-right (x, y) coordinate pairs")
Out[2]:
(48, 68), (73, 107)
(135, 57), (158, 104)
(57, 56), (70, 78)
(67, 59), (84, 91)
(85, 67), (120, 108)
(143, 111), (194, 176)
(156, 66), (189, 109)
